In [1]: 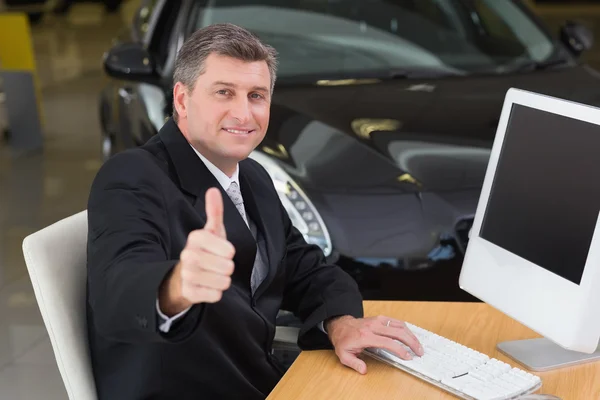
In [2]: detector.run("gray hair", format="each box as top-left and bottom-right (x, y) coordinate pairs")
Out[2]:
(172, 23), (278, 122)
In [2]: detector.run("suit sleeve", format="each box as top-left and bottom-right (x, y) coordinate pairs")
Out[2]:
(278, 205), (364, 350)
(87, 151), (203, 344)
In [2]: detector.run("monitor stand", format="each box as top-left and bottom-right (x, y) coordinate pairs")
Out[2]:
(497, 338), (600, 371)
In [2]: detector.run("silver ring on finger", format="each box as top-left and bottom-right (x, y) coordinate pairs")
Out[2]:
(386, 320), (391, 327)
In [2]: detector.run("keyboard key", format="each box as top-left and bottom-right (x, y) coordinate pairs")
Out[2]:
(442, 374), (483, 390)
(463, 382), (491, 399)
(470, 369), (495, 383)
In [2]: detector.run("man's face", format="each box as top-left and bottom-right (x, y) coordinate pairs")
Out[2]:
(174, 53), (271, 174)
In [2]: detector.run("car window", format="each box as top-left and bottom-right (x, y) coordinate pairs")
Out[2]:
(468, 0), (554, 62)
(191, 0), (559, 79)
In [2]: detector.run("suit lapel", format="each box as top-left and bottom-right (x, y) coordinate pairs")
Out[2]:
(159, 119), (256, 289)
(239, 163), (280, 299)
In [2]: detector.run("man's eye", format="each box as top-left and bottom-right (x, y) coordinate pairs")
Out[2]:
(217, 89), (230, 95)
(250, 93), (264, 99)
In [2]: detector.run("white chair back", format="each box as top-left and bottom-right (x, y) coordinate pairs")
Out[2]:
(22, 210), (97, 400)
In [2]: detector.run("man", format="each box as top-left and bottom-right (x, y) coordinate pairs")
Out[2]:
(87, 23), (423, 400)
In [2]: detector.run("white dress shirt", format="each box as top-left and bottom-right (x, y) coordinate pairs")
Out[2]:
(157, 145), (327, 334)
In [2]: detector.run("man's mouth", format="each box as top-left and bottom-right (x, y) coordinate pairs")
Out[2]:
(223, 128), (254, 135)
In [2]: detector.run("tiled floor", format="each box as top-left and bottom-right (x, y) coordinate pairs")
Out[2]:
(1, 2), (600, 398)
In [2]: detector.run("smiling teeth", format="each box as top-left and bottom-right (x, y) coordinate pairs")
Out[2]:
(225, 128), (250, 134)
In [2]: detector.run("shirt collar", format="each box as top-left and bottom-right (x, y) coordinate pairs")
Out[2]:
(189, 144), (239, 190)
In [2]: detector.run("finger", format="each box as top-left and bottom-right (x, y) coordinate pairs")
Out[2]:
(377, 316), (408, 331)
(373, 325), (423, 357)
(405, 329), (422, 354)
(183, 269), (232, 291)
(186, 231), (235, 259)
(180, 249), (235, 276)
(379, 317), (423, 355)
(363, 335), (413, 360)
(204, 188), (226, 238)
(337, 351), (367, 375)
(182, 285), (223, 304)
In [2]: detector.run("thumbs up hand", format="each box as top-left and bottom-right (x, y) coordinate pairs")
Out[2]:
(159, 188), (236, 316)
(203, 187), (227, 239)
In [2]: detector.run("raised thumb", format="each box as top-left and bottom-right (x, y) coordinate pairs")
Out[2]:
(204, 187), (226, 238)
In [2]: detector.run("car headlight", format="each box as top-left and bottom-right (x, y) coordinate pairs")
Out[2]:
(249, 151), (333, 257)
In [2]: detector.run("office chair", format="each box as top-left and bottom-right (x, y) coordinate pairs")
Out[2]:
(22, 210), (299, 399)
(22, 210), (98, 400)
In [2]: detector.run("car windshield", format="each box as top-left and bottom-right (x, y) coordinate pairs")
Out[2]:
(193, 0), (561, 80)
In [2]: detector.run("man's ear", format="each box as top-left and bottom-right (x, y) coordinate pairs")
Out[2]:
(173, 82), (188, 120)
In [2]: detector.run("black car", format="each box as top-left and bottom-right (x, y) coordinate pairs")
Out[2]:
(99, 0), (596, 303)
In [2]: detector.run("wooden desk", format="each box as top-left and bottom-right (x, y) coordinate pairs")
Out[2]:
(267, 301), (600, 400)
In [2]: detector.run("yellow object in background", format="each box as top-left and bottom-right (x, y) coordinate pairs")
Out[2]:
(0, 13), (36, 71)
(0, 12), (45, 129)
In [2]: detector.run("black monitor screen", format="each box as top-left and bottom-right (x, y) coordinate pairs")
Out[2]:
(480, 103), (600, 285)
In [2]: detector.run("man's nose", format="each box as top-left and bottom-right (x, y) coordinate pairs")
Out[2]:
(229, 96), (251, 125)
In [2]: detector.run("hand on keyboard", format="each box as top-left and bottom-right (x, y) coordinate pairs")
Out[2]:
(365, 322), (542, 400)
(326, 315), (424, 375)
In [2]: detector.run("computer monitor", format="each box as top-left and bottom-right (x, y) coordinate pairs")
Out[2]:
(459, 88), (600, 372)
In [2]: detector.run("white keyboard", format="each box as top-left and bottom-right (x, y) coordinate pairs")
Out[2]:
(364, 322), (542, 400)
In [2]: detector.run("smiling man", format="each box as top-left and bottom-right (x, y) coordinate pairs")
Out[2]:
(86, 23), (422, 400)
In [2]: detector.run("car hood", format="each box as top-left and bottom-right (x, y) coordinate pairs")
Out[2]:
(258, 64), (600, 260)
(262, 64), (600, 193)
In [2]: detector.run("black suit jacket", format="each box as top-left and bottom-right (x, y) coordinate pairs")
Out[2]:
(86, 119), (364, 400)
